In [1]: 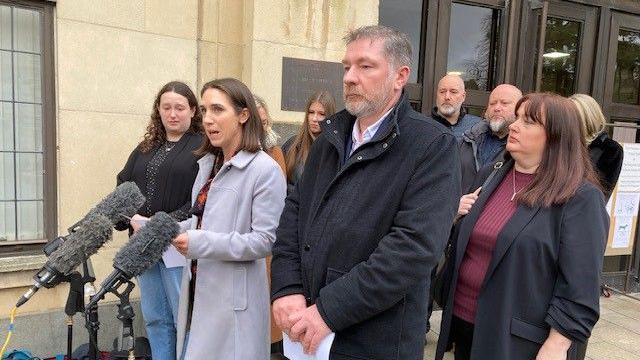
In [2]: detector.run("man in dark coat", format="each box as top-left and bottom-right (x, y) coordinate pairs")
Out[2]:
(270, 25), (461, 360)
(459, 84), (522, 193)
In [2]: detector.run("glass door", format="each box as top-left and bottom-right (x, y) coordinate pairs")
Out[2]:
(520, 0), (597, 96)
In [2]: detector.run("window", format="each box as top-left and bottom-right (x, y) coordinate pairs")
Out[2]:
(0, 1), (55, 246)
(379, 0), (423, 83)
(613, 29), (640, 105)
(540, 17), (581, 97)
(446, 3), (500, 91)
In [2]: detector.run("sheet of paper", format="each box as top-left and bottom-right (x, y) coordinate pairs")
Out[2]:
(162, 246), (186, 268)
(283, 332), (335, 360)
(612, 216), (633, 249)
(617, 144), (640, 192)
(614, 192), (640, 217)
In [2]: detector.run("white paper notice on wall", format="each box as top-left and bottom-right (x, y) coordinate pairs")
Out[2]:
(613, 216), (634, 248)
(617, 144), (640, 192)
(614, 192), (640, 217)
(283, 332), (335, 360)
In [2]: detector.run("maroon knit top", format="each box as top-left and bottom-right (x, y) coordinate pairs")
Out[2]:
(453, 169), (535, 323)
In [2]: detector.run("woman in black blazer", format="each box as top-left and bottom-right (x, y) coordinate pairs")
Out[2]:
(116, 81), (203, 360)
(436, 93), (608, 360)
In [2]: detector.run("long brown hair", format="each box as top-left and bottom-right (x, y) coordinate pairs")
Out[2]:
(284, 91), (336, 181)
(514, 93), (600, 207)
(139, 81), (202, 153)
(195, 78), (264, 156)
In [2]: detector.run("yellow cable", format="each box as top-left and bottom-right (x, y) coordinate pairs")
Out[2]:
(0, 306), (17, 359)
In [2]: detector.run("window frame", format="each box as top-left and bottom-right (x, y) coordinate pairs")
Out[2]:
(0, 0), (56, 252)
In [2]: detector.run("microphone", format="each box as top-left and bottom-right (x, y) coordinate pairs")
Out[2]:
(16, 213), (113, 308)
(69, 182), (146, 232)
(87, 212), (179, 307)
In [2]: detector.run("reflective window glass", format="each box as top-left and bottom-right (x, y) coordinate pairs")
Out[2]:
(613, 29), (640, 105)
(447, 3), (500, 91)
(541, 17), (581, 96)
(379, 0), (423, 83)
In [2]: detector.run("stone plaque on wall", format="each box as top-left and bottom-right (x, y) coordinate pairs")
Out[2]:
(281, 57), (344, 112)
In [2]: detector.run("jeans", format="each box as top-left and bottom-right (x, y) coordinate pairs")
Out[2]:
(137, 261), (182, 360)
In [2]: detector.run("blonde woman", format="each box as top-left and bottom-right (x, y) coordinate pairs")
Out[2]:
(569, 94), (623, 200)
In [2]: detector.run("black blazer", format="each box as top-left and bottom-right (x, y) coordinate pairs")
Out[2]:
(116, 132), (203, 227)
(436, 160), (609, 360)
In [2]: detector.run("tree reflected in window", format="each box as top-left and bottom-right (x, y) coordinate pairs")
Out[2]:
(447, 3), (500, 91)
(614, 30), (640, 105)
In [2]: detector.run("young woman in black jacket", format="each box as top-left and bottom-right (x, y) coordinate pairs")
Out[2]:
(116, 81), (203, 360)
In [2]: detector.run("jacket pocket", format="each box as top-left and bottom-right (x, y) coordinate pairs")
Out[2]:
(233, 267), (247, 311)
(510, 317), (549, 345)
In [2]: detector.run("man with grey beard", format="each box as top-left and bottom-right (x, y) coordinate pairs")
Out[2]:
(459, 84), (523, 193)
(271, 25), (460, 359)
(431, 74), (482, 140)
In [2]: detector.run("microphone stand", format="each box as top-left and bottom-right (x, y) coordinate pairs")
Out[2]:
(115, 280), (136, 360)
(63, 259), (100, 360)
(86, 272), (137, 360)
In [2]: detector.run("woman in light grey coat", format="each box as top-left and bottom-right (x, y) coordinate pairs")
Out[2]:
(171, 78), (286, 360)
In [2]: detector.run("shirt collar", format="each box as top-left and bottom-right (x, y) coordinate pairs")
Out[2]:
(352, 107), (394, 144)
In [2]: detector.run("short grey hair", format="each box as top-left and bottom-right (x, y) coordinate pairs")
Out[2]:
(343, 25), (412, 69)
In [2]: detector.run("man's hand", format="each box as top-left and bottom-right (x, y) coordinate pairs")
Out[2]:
(457, 187), (481, 217)
(171, 232), (189, 256)
(272, 294), (307, 335)
(289, 304), (332, 355)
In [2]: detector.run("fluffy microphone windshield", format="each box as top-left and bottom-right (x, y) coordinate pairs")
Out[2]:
(88, 182), (145, 225)
(113, 212), (179, 277)
(48, 213), (113, 274)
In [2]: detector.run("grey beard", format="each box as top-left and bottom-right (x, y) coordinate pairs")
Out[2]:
(345, 99), (376, 118)
(439, 104), (458, 117)
(489, 120), (506, 133)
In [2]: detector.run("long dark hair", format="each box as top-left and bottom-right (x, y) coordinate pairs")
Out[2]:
(284, 91), (336, 181)
(195, 78), (264, 156)
(514, 93), (600, 207)
(139, 81), (202, 153)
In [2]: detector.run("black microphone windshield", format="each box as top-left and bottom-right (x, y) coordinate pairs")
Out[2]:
(48, 213), (113, 275)
(114, 212), (179, 277)
(87, 182), (145, 225)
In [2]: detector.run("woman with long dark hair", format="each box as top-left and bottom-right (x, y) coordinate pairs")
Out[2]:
(282, 91), (335, 192)
(437, 93), (608, 360)
(116, 81), (203, 360)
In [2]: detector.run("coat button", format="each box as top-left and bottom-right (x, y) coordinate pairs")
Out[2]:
(382, 143), (388, 148)
(392, 132), (397, 138)
(304, 244), (311, 251)
(357, 155), (363, 160)
(333, 130), (338, 134)
(326, 120), (331, 124)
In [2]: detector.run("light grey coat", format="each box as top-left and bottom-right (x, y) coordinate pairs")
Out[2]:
(175, 150), (286, 360)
